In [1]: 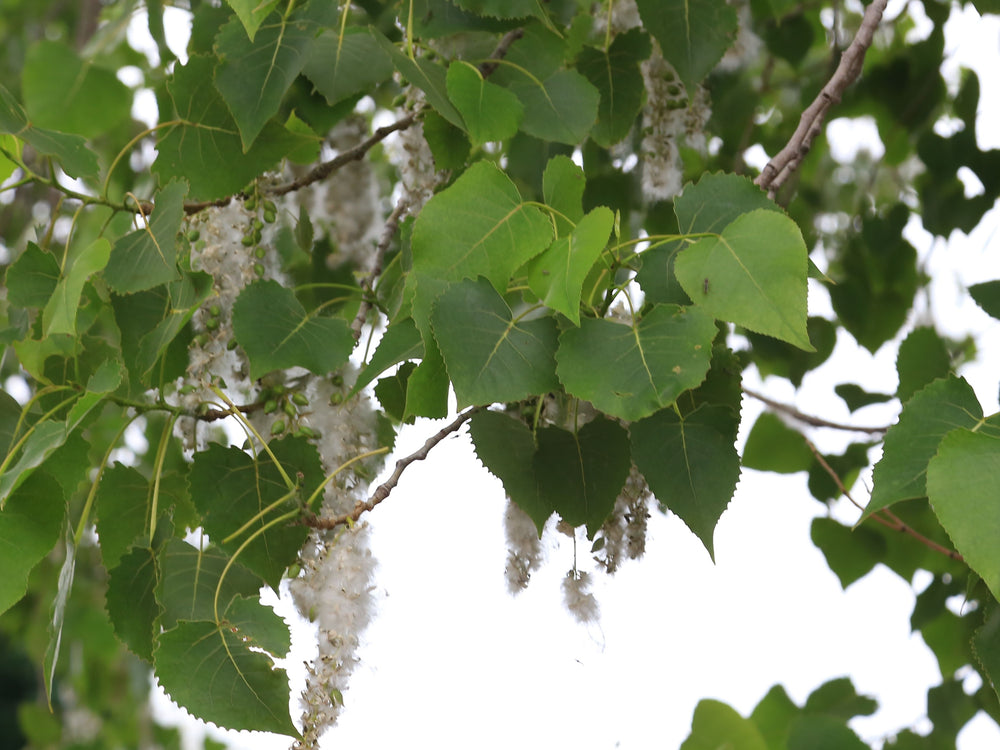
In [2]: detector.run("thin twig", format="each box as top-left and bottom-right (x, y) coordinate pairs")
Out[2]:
(350, 197), (411, 341)
(182, 113), (419, 215)
(755, 0), (888, 198)
(805, 437), (963, 562)
(742, 387), (889, 434)
(304, 406), (484, 530)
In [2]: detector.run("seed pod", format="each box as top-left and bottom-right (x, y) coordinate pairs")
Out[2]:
(270, 419), (286, 436)
(254, 262), (265, 276)
(264, 399), (279, 414)
(254, 246), (266, 259)
(292, 392), (309, 406)
(263, 209), (276, 224)
(186, 229), (200, 242)
(283, 400), (297, 417)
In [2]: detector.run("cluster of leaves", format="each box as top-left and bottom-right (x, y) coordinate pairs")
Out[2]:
(2, 0), (1000, 746)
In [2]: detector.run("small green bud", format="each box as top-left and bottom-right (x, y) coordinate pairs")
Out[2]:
(263, 209), (276, 224)
(329, 392), (343, 406)
(287, 563), (301, 578)
(254, 246), (267, 259)
(283, 400), (297, 417)
(245, 197), (257, 211)
(270, 419), (286, 436)
(253, 218), (263, 231)
(264, 399), (279, 414)
(178, 384), (197, 395)
(192, 333), (209, 347)
(331, 373), (344, 387)
(292, 392), (309, 406)
(300, 425), (318, 439)
(205, 317), (220, 331)
(209, 304), (221, 317)
(186, 229), (200, 242)
(263, 199), (277, 213)
(254, 262), (265, 276)
(241, 233), (255, 246)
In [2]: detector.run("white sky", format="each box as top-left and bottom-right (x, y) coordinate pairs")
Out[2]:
(126, 3), (1000, 749)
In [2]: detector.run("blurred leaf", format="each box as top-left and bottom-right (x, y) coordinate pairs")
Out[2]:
(742, 412), (812, 474)
(106, 545), (160, 661)
(304, 28), (394, 106)
(5, 243), (60, 308)
(896, 327), (951, 403)
(446, 61), (523, 145)
(811, 517), (887, 588)
(22, 40), (131, 138)
(224, 0), (281, 41)
(42, 238), (111, 336)
(969, 280), (1000, 320)
(834, 384), (894, 413)
(680, 699), (768, 750)
(0, 85), (98, 178)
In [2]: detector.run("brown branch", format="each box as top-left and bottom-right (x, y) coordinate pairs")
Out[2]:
(479, 28), (525, 77)
(742, 387), (889, 434)
(805, 437), (963, 563)
(754, 0), (888, 198)
(304, 406), (484, 530)
(350, 197), (411, 340)
(182, 112), (419, 215)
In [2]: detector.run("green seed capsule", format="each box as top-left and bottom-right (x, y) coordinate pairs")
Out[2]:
(245, 197), (257, 211)
(227, 338), (239, 350)
(263, 199), (277, 213)
(254, 262), (265, 276)
(273, 385), (286, 396)
(270, 419), (285, 436)
(241, 234), (255, 246)
(331, 373), (344, 387)
(298, 425), (318, 439)
(253, 218), (263, 231)
(283, 401), (297, 417)
(186, 229), (200, 242)
(178, 384), (197, 395)
(292, 392), (309, 406)
(255, 246), (266, 258)
(264, 399), (278, 414)
(329, 392), (343, 406)
(209, 304), (221, 317)
(205, 317), (220, 331)
(264, 209), (276, 224)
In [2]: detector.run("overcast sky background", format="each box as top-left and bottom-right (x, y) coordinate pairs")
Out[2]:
(114, 3), (1000, 748)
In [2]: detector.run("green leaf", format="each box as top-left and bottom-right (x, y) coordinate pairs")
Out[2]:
(157, 538), (263, 630)
(742, 411), (812, 474)
(446, 61), (523, 145)
(303, 27), (394, 105)
(135, 271), (214, 376)
(577, 29), (651, 147)
(635, 0), (739, 92)
(422, 109), (471, 170)
(0, 471), (64, 616)
(556, 304), (717, 421)
(224, 0), (281, 41)
(469, 410), (550, 533)
(403, 336), (450, 420)
(155, 55), (315, 201)
(451, 0), (550, 19)
(834, 383), (893, 413)
(215, 2), (335, 150)
(745, 316), (837, 386)
(411, 161), (553, 289)
(973, 606), (1000, 705)
(631, 405), (740, 560)
(787, 715), (869, 750)
(431, 277), (560, 405)
(865, 376), (996, 520)
(188, 437), (322, 588)
(155, 620), (297, 736)
(896, 327), (951, 402)
(42, 238), (111, 336)
(750, 685), (799, 750)
(969, 280), (1000, 320)
(5, 243), (60, 308)
(96, 464), (154, 569)
(811, 517), (886, 588)
(505, 68), (600, 145)
(926, 429), (1000, 601)
(676, 209), (812, 350)
(675, 172), (783, 234)
(232, 280), (354, 379)
(106, 545), (160, 661)
(44, 535), (75, 705)
(0, 85), (98, 178)
(103, 179), (187, 294)
(350, 318), (424, 397)
(542, 154), (585, 237)
(803, 677), (877, 721)
(22, 40), (131, 138)
(224, 594), (291, 657)
(680, 699), (768, 750)
(524, 208), (613, 324)
(374, 33), (465, 129)
(534, 417), (631, 537)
